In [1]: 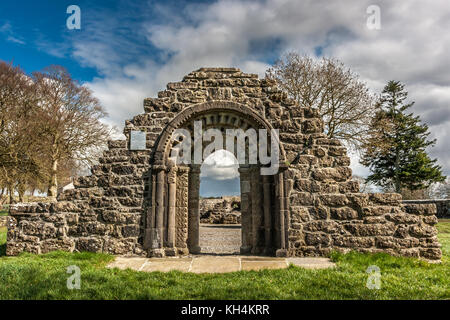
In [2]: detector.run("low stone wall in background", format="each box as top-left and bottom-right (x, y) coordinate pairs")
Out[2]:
(402, 200), (450, 218)
(200, 197), (241, 224)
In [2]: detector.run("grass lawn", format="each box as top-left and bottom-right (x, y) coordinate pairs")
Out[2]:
(0, 222), (449, 300)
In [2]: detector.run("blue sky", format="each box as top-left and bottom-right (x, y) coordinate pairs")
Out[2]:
(1, 0), (449, 196)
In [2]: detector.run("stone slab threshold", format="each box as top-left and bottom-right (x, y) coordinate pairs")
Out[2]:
(107, 256), (336, 273)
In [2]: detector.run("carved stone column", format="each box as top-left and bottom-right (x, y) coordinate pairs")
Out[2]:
(188, 164), (201, 253)
(263, 174), (272, 253)
(275, 171), (287, 257)
(176, 166), (190, 253)
(146, 165), (167, 257)
(238, 165), (252, 254)
(167, 166), (177, 248)
(250, 166), (263, 254)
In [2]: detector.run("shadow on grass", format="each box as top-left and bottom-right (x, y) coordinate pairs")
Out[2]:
(0, 243), (6, 257)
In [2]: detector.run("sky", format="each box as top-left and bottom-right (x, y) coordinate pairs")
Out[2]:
(1, 0), (449, 196)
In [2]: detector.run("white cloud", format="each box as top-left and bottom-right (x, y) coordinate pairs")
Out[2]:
(201, 150), (239, 180)
(0, 21), (26, 45)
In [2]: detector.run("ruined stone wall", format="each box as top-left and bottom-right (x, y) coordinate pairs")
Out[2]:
(200, 197), (241, 224)
(287, 193), (441, 260)
(6, 67), (442, 261)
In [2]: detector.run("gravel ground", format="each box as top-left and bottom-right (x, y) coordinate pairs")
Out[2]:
(199, 223), (241, 254)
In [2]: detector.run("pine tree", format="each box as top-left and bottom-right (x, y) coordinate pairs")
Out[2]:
(361, 80), (445, 193)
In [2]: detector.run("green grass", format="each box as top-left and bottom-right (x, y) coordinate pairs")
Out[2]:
(0, 222), (449, 300)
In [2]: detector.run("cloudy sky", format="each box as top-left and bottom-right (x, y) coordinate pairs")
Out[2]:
(1, 0), (449, 196)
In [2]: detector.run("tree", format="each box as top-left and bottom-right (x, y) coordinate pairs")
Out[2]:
(33, 65), (110, 197)
(0, 62), (43, 203)
(360, 80), (446, 193)
(266, 52), (375, 149)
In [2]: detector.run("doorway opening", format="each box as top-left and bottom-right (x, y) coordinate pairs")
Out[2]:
(199, 150), (241, 255)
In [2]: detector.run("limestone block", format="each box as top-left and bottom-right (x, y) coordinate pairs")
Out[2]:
(330, 207), (359, 220)
(304, 232), (331, 246)
(333, 236), (374, 248)
(76, 237), (104, 252)
(409, 224), (437, 238)
(344, 223), (396, 237)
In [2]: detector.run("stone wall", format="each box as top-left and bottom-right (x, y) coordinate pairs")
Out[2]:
(200, 197), (241, 224)
(287, 193), (441, 260)
(403, 199), (450, 218)
(6, 67), (442, 261)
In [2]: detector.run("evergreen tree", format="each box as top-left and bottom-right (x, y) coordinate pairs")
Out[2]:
(361, 80), (445, 193)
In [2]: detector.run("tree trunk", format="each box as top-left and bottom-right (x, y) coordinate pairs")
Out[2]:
(18, 183), (25, 203)
(8, 185), (15, 205)
(47, 158), (58, 198)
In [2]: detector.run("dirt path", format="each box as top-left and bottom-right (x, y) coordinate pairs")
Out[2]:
(199, 223), (241, 254)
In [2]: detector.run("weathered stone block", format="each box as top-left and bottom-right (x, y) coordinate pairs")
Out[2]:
(102, 211), (126, 224)
(41, 238), (75, 253)
(419, 248), (442, 260)
(107, 139), (127, 149)
(333, 236), (374, 248)
(122, 225), (140, 238)
(303, 220), (341, 234)
(290, 192), (314, 206)
(362, 206), (393, 217)
(76, 237), (103, 252)
(402, 203), (437, 216)
(305, 232), (331, 246)
(308, 205), (329, 220)
(330, 207), (359, 220)
(409, 224), (437, 238)
(103, 238), (136, 255)
(375, 236), (419, 249)
(344, 223), (395, 237)
(386, 213), (420, 224)
(369, 193), (402, 205)
(319, 194), (349, 206)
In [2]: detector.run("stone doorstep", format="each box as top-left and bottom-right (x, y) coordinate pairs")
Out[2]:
(107, 256), (336, 273)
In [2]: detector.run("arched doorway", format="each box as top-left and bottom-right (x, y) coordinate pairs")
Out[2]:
(144, 101), (288, 257)
(199, 149), (241, 254)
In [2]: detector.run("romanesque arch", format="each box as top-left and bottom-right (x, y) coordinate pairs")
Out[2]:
(7, 67), (442, 261)
(144, 101), (289, 257)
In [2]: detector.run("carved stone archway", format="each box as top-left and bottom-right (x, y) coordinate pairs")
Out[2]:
(144, 101), (289, 257)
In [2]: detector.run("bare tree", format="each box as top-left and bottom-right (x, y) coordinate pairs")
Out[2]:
(267, 52), (375, 150)
(33, 66), (110, 197)
(0, 62), (43, 203)
(427, 178), (450, 199)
